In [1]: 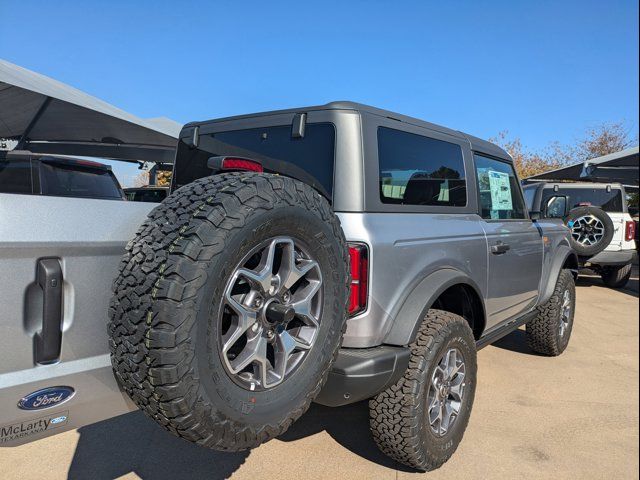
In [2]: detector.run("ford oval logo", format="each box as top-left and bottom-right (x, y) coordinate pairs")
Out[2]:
(18, 386), (75, 410)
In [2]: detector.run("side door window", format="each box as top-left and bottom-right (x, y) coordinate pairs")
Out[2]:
(474, 155), (527, 220)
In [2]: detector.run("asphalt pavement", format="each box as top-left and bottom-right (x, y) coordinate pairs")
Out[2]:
(1, 268), (638, 479)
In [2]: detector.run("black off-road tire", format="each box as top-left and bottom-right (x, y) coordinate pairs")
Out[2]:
(564, 206), (614, 257)
(108, 172), (350, 450)
(526, 269), (575, 356)
(600, 263), (632, 289)
(369, 310), (477, 471)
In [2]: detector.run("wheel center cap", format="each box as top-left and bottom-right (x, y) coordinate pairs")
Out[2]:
(440, 384), (450, 398)
(263, 299), (295, 326)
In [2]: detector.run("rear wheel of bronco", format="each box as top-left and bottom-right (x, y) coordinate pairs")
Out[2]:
(600, 263), (632, 289)
(109, 173), (350, 450)
(369, 310), (477, 471)
(526, 269), (575, 356)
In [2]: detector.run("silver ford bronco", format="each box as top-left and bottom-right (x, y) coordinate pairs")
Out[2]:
(0, 102), (578, 471)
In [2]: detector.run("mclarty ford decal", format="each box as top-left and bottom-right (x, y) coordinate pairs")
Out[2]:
(0, 411), (68, 444)
(18, 386), (75, 410)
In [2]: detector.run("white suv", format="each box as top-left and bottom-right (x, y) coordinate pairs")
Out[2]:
(524, 182), (637, 288)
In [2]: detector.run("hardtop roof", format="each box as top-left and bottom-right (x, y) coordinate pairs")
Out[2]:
(185, 101), (511, 161)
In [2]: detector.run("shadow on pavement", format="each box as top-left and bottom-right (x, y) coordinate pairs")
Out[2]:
(68, 400), (414, 478)
(68, 411), (249, 480)
(576, 275), (639, 298)
(279, 400), (415, 472)
(490, 328), (540, 355)
(493, 266), (639, 356)
(576, 265), (639, 299)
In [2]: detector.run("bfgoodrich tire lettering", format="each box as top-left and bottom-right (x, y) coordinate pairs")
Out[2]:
(109, 173), (349, 450)
(369, 310), (477, 471)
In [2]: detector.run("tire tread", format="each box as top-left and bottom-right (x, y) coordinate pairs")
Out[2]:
(109, 173), (350, 450)
(369, 310), (476, 471)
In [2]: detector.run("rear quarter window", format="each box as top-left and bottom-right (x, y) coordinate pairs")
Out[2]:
(377, 127), (467, 207)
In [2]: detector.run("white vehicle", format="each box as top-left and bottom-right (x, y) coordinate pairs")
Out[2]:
(524, 182), (637, 288)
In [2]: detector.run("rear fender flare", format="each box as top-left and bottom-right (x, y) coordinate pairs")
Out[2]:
(383, 268), (486, 346)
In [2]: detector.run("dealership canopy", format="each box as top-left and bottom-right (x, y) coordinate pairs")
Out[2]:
(0, 59), (181, 163)
(525, 146), (639, 190)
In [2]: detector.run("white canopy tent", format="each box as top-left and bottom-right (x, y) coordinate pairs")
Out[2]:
(0, 59), (181, 163)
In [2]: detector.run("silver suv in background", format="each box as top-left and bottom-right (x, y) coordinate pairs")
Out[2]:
(1, 102), (578, 471)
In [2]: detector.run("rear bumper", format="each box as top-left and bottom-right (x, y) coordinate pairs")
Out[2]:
(584, 249), (637, 267)
(314, 345), (410, 407)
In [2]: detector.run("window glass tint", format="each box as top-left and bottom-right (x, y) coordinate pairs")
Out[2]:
(377, 127), (466, 206)
(474, 154), (526, 220)
(0, 159), (32, 194)
(541, 187), (623, 213)
(39, 162), (123, 199)
(173, 123), (335, 195)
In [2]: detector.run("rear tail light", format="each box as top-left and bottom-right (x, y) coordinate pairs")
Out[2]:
(207, 156), (263, 173)
(625, 221), (636, 241)
(348, 243), (369, 316)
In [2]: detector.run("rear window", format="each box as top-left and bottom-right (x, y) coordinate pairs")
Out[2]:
(39, 162), (123, 199)
(173, 123), (335, 196)
(0, 159), (32, 194)
(541, 187), (623, 212)
(377, 127), (466, 207)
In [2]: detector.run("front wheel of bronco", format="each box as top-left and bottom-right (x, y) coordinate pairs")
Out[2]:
(109, 173), (350, 450)
(526, 269), (575, 356)
(369, 310), (477, 471)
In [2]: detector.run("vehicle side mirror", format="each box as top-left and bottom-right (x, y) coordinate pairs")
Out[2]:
(545, 195), (569, 218)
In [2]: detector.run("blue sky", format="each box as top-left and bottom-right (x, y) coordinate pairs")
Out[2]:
(1, 0), (638, 186)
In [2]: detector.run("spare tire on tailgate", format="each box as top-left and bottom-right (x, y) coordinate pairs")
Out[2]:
(564, 206), (614, 257)
(108, 173), (350, 450)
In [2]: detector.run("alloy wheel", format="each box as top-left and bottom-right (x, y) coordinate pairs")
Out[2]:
(570, 215), (605, 246)
(219, 237), (323, 391)
(427, 347), (466, 437)
(559, 289), (572, 337)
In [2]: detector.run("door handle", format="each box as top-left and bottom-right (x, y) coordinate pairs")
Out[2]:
(491, 242), (511, 255)
(35, 258), (63, 364)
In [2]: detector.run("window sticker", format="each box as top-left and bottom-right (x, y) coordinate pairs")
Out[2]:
(488, 170), (513, 215)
